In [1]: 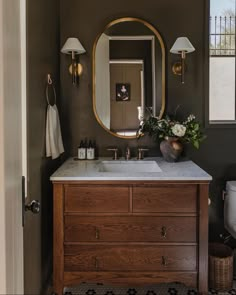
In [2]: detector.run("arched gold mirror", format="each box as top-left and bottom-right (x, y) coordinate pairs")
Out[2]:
(93, 17), (165, 139)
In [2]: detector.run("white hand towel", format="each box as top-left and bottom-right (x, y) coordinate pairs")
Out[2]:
(46, 104), (64, 160)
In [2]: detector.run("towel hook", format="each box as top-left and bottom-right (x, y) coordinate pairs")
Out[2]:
(46, 74), (56, 106)
(47, 74), (53, 85)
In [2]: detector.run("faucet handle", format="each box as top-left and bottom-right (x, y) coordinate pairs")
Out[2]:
(107, 148), (118, 160)
(125, 146), (131, 160)
(137, 148), (149, 160)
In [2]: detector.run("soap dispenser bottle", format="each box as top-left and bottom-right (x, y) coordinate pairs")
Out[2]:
(78, 140), (86, 160)
(87, 140), (95, 160)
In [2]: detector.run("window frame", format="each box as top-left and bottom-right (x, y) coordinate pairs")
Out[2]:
(205, 0), (236, 128)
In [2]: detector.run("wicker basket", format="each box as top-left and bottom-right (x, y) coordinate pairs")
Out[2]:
(209, 243), (233, 291)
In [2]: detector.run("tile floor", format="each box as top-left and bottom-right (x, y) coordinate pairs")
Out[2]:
(63, 282), (236, 295)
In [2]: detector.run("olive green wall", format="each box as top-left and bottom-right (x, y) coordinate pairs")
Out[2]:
(60, 0), (236, 242)
(26, 0), (62, 294)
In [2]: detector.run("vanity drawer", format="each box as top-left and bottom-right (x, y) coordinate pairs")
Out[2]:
(64, 216), (197, 242)
(64, 186), (129, 213)
(133, 185), (197, 213)
(64, 245), (197, 272)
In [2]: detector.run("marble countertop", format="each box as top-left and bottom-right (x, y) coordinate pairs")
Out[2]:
(50, 157), (212, 181)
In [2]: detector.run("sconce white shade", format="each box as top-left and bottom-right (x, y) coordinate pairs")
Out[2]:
(170, 37), (195, 54)
(61, 37), (86, 55)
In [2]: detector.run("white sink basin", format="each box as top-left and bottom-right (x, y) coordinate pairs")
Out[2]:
(98, 160), (162, 173)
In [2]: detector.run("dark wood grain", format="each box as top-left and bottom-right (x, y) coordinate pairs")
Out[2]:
(198, 184), (209, 295)
(64, 244), (197, 271)
(133, 185), (197, 213)
(53, 183), (64, 295)
(52, 181), (209, 293)
(64, 216), (197, 242)
(64, 185), (129, 213)
(64, 271), (198, 287)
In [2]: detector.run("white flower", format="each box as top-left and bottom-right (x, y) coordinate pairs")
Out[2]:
(187, 114), (196, 122)
(171, 124), (186, 137)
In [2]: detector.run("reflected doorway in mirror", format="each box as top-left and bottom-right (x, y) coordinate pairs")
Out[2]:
(116, 83), (131, 101)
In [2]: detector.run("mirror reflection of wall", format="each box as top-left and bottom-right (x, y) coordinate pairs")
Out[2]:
(109, 38), (153, 136)
(110, 39), (153, 108)
(95, 33), (111, 129)
(110, 61), (143, 136)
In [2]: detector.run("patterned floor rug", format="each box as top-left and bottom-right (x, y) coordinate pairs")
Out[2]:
(63, 282), (236, 295)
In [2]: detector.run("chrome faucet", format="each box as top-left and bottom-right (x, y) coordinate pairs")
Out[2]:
(137, 148), (149, 160)
(107, 148), (118, 160)
(125, 147), (131, 160)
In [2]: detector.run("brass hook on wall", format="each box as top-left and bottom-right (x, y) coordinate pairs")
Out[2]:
(47, 74), (53, 85)
(46, 74), (56, 106)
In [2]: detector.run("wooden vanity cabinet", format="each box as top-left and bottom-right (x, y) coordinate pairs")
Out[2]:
(53, 181), (209, 295)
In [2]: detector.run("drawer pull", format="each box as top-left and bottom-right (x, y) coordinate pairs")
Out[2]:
(95, 257), (99, 270)
(95, 227), (100, 240)
(161, 226), (167, 238)
(161, 256), (167, 266)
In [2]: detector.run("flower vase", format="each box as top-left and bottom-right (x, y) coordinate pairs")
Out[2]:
(160, 137), (183, 162)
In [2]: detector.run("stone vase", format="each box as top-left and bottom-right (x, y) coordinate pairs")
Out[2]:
(160, 137), (183, 162)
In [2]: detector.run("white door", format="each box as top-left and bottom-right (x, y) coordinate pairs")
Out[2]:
(0, 0), (26, 293)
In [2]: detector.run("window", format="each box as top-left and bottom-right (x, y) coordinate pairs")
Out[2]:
(209, 0), (236, 122)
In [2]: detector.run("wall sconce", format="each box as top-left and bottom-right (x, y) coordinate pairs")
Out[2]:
(170, 37), (195, 84)
(61, 37), (86, 85)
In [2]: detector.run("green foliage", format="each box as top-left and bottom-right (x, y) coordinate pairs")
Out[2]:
(137, 114), (206, 149)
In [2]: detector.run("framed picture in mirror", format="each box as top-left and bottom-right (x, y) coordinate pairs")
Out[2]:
(116, 83), (130, 101)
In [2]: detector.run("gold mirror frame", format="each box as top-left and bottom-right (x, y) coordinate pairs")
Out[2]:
(92, 17), (166, 139)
